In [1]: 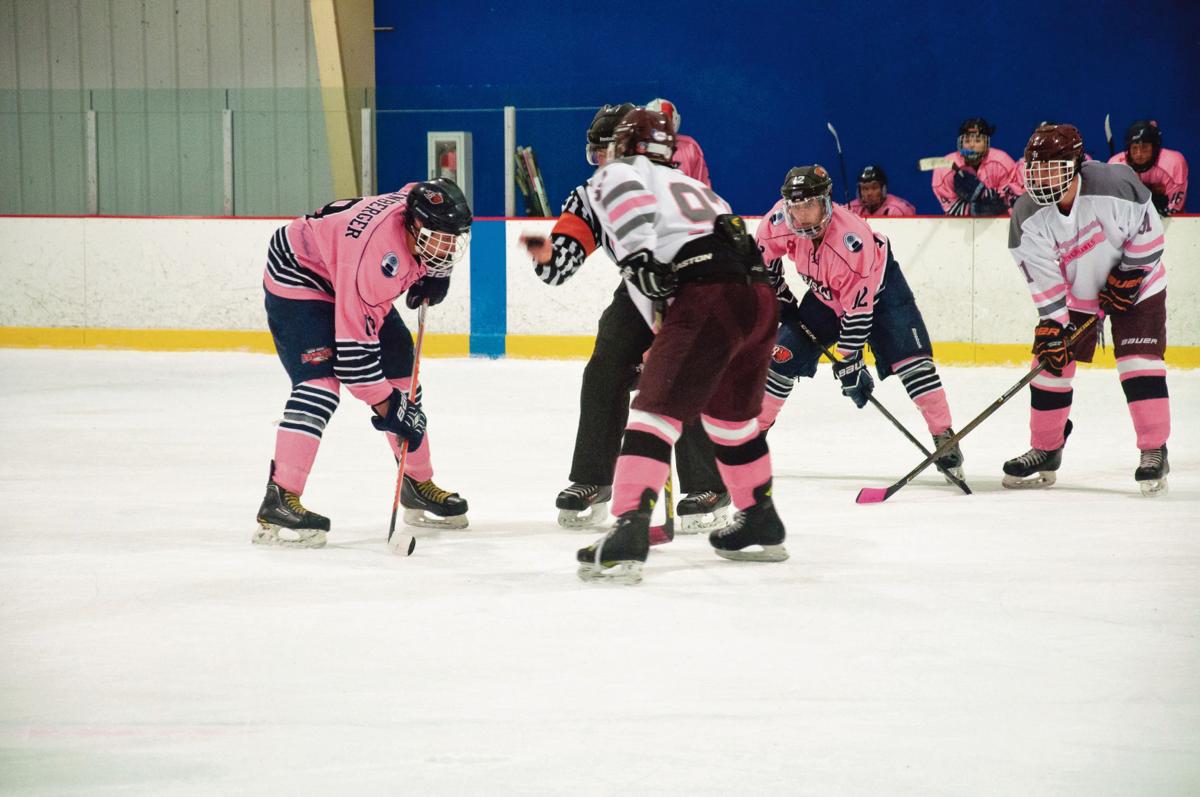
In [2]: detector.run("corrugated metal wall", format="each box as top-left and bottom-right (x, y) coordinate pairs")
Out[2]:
(0, 0), (334, 216)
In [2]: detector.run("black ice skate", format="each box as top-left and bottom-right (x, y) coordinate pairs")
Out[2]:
(1135, 445), (1169, 497)
(576, 489), (654, 585)
(932, 428), (965, 484)
(1002, 420), (1073, 489)
(676, 490), (731, 534)
(253, 463), (330, 549)
(401, 475), (469, 529)
(555, 483), (612, 529)
(708, 484), (788, 563)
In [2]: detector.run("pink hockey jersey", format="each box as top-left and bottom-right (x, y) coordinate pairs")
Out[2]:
(673, 134), (711, 187)
(848, 194), (916, 217)
(263, 185), (428, 407)
(1107, 148), (1188, 213)
(1008, 161), (1166, 324)
(931, 148), (1024, 215)
(756, 202), (889, 358)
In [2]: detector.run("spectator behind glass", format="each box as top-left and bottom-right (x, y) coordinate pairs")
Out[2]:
(931, 117), (1024, 216)
(848, 165), (916, 217)
(646, 98), (710, 187)
(1108, 120), (1188, 215)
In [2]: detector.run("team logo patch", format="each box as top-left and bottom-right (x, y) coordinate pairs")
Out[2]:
(422, 189), (443, 204)
(301, 346), (332, 365)
(770, 209), (785, 227)
(843, 233), (863, 253)
(381, 252), (399, 277)
(772, 345), (793, 364)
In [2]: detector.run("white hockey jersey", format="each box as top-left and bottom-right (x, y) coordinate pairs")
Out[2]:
(1008, 161), (1166, 324)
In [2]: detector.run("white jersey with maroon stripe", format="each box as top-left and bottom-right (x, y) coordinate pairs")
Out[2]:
(1008, 161), (1166, 324)
(586, 155), (733, 265)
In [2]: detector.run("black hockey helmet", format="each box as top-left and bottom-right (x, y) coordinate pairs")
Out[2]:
(586, 102), (636, 165)
(780, 165), (833, 238)
(857, 164), (888, 187)
(610, 108), (677, 166)
(1123, 120), (1163, 173)
(406, 178), (472, 276)
(958, 117), (995, 166)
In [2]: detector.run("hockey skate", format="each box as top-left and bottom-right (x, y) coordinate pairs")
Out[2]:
(253, 472), (330, 549)
(576, 490), (654, 585)
(709, 486), (788, 563)
(676, 490), (731, 533)
(932, 428), (965, 484)
(401, 475), (469, 529)
(1002, 420), (1072, 489)
(1135, 445), (1169, 497)
(555, 483), (612, 529)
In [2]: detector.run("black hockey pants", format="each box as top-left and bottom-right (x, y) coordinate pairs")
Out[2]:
(568, 283), (724, 494)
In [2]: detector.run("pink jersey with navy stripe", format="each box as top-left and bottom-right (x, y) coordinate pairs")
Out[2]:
(931, 148), (1024, 214)
(1108, 148), (1188, 213)
(848, 194), (916, 217)
(673, 134), (710, 187)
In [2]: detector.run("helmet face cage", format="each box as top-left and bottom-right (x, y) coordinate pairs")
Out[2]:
(1023, 159), (1077, 206)
(414, 225), (470, 277)
(784, 195), (832, 238)
(958, 131), (990, 164)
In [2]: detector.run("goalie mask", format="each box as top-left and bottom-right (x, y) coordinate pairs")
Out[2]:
(780, 165), (834, 239)
(1023, 123), (1084, 206)
(586, 102), (636, 166)
(609, 108), (677, 166)
(958, 117), (995, 167)
(406, 178), (472, 276)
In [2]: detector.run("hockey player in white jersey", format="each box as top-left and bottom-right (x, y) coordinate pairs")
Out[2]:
(1005, 123), (1171, 495)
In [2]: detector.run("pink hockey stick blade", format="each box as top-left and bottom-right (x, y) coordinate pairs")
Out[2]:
(856, 487), (890, 504)
(649, 523), (674, 546)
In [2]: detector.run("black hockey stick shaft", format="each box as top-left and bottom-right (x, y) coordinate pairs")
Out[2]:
(856, 315), (1097, 503)
(827, 122), (850, 204)
(387, 302), (427, 554)
(795, 321), (971, 495)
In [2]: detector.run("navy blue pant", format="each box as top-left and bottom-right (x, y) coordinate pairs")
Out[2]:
(770, 253), (933, 382)
(264, 289), (414, 386)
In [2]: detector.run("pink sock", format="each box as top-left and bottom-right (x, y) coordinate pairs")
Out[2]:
(272, 377), (340, 494)
(1029, 359), (1075, 450)
(1118, 356), (1170, 450)
(913, 389), (953, 435)
(610, 409), (681, 516)
(702, 415), (773, 510)
(757, 393), (787, 432)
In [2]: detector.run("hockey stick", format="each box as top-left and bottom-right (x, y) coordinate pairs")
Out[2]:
(826, 122), (850, 203)
(649, 302), (676, 546)
(856, 315), (1098, 504)
(1104, 113), (1114, 158)
(528, 147), (552, 218)
(386, 302), (427, 555)
(795, 321), (971, 495)
(918, 156), (955, 172)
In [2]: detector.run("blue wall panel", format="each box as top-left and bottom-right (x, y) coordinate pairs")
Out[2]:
(375, 1), (1199, 217)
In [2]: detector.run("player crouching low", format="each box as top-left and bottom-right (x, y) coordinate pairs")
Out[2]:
(1004, 123), (1170, 496)
(574, 109), (787, 584)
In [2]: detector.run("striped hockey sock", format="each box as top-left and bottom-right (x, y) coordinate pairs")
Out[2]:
(610, 409), (682, 517)
(272, 377), (340, 494)
(1028, 358), (1075, 450)
(894, 357), (952, 434)
(702, 415), (773, 510)
(1117, 355), (1170, 450)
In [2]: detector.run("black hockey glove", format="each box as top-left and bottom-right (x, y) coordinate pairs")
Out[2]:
(972, 188), (1008, 216)
(778, 299), (803, 326)
(406, 275), (450, 309)
(1098, 266), (1144, 315)
(952, 169), (983, 203)
(1151, 192), (1170, 217)
(619, 249), (677, 299)
(1033, 319), (1075, 376)
(370, 388), (427, 448)
(832, 352), (874, 409)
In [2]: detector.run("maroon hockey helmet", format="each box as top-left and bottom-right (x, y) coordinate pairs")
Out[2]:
(1023, 123), (1084, 206)
(609, 108), (677, 166)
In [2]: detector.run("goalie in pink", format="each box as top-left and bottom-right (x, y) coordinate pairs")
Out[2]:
(254, 179), (472, 548)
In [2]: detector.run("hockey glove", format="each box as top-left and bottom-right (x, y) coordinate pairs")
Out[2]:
(972, 188), (1008, 216)
(1097, 266), (1144, 315)
(778, 299), (803, 326)
(405, 275), (450, 309)
(1151, 192), (1170, 217)
(1033, 319), (1075, 376)
(370, 388), (427, 449)
(619, 249), (677, 299)
(952, 169), (983, 202)
(832, 352), (874, 409)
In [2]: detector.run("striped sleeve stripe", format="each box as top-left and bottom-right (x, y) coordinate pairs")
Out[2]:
(601, 181), (643, 208)
(1121, 250), (1161, 268)
(268, 228), (335, 295)
(1037, 296), (1068, 316)
(614, 213), (655, 240)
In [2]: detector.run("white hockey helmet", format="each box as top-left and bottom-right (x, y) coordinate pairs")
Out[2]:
(646, 98), (681, 134)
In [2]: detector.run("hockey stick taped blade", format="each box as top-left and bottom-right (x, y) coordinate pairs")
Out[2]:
(855, 487), (891, 504)
(918, 157), (953, 171)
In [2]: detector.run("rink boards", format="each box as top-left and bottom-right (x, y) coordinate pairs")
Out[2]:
(1, 214), (1198, 367)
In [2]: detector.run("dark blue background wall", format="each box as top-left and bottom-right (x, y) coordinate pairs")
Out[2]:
(375, 0), (1199, 217)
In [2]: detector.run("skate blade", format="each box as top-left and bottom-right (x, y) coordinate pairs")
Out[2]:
(713, 544), (788, 563)
(1139, 478), (1168, 497)
(678, 507), (730, 534)
(1002, 472), (1056, 489)
(576, 560), (644, 585)
(941, 466), (965, 485)
(557, 502), (610, 530)
(252, 522), (326, 549)
(403, 508), (469, 530)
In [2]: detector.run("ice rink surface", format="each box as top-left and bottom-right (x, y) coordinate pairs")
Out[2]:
(1, 349), (1197, 796)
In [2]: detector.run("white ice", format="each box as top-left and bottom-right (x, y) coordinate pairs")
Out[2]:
(1, 349), (1198, 796)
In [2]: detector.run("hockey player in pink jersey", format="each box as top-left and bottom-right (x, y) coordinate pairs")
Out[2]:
(1107, 120), (1188, 216)
(756, 165), (964, 480)
(646, 98), (710, 186)
(931, 117), (1024, 216)
(575, 109), (784, 583)
(253, 179), (473, 548)
(848, 164), (916, 217)
(1006, 123), (1170, 496)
